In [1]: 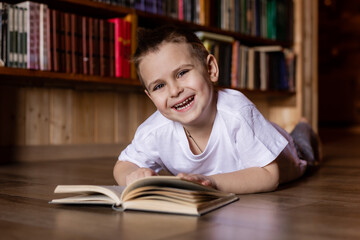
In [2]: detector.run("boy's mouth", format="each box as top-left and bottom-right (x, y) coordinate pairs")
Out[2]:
(172, 95), (195, 111)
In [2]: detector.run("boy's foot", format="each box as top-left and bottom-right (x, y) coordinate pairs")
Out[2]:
(290, 118), (322, 172)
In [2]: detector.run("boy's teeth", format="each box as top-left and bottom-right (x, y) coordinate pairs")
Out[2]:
(174, 96), (194, 110)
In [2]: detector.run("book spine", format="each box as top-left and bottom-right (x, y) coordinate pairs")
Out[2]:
(70, 13), (77, 73)
(88, 16), (93, 75)
(58, 11), (65, 72)
(108, 21), (115, 77)
(99, 19), (104, 76)
(14, 6), (19, 68)
(94, 18), (100, 76)
(46, 6), (52, 71)
(82, 16), (89, 75)
(178, 0), (184, 21)
(76, 14), (83, 74)
(0, 3), (8, 66)
(7, 5), (12, 67)
(259, 51), (267, 91)
(108, 18), (123, 78)
(0, 2), (3, 65)
(64, 12), (71, 73)
(18, 6), (24, 68)
(52, 9), (59, 72)
(123, 19), (131, 78)
(93, 18), (100, 76)
(39, 4), (49, 71)
(29, 2), (40, 70)
(230, 40), (239, 88)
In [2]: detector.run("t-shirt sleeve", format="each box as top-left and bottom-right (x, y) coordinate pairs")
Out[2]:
(235, 105), (289, 169)
(118, 128), (163, 172)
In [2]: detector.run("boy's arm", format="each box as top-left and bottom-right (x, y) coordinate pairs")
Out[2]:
(113, 160), (157, 186)
(178, 160), (279, 194)
(211, 160), (279, 193)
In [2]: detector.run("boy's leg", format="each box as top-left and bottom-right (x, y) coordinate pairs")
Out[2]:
(290, 119), (322, 171)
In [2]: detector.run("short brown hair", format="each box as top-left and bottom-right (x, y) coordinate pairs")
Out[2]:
(132, 25), (209, 88)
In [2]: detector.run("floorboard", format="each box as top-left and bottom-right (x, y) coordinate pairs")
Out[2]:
(0, 128), (359, 240)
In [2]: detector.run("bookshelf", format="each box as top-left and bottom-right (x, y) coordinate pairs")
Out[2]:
(0, 0), (318, 162)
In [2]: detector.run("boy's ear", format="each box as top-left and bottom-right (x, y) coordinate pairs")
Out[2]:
(207, 54), (219, 83)
(145, 89), (151, 99)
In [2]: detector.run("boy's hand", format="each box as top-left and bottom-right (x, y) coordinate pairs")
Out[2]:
(126, 168), (157, 186)
(177, 173), (217, 189)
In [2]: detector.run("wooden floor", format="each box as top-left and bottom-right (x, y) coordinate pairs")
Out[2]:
(1, 128), (360, 240)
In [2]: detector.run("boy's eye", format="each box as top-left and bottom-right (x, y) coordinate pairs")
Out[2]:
(177, 70), (189, 78)
(153, 83), (165, 91)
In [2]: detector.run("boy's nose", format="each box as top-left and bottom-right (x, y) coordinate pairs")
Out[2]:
(168, 82), (184, 97)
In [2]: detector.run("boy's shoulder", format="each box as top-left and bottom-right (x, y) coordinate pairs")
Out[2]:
(134, 110), (174, 140)
(217, 89), (255, 114)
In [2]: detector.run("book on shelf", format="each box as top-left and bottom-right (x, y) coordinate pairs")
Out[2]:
(92, 0), (292, 41)
(82, 15), (89, 74)
(64, 12), (71, 73)
(196, 31), (234, 87)
(196, 30), (295, 91)
(123, 18), (131, 78)
(0, 3), (130, 78)
(108, 17), (128, 78)
(39, 4), (48, 71)
(50, 176), (239, 216)
(0, 0), (295, 86)
(0, 2), (7, 66)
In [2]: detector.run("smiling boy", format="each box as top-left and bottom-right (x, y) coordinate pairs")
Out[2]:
(113, 26), (321, 194)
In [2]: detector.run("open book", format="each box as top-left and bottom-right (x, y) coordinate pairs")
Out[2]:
(50, 176), (239, 216)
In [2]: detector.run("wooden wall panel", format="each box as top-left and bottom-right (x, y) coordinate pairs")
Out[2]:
(116, 92), (130, 144)
(94, 91), (116, 144)
(73, 91), (95, 144)
(0, 86), (25, 146)
(50, 88), (73, 144)
(128, 93), (142, 140)
(144, 95), (156, 119)
(25, 88), (50, 145)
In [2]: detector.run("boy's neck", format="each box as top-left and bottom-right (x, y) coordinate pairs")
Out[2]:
(182, 90), (218, 154)
(183, 90), (217, 135)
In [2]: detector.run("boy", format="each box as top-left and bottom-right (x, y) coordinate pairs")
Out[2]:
(113, 26), (321, 194)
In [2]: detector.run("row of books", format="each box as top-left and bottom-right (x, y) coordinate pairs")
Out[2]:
(196, 31), (296, 91)
(0, 2), (131, 78)
(92, 0), (293, 42)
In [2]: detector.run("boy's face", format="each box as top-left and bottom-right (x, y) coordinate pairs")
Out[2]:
(139, 42), (218, 128)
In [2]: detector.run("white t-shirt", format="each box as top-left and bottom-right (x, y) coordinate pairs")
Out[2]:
(119, 89), (306, 181)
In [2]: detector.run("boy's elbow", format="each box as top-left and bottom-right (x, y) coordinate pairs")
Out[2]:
(264, 161), (280, 192)
(113, 160), (122, 185)
(268, 177), (279, 192)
